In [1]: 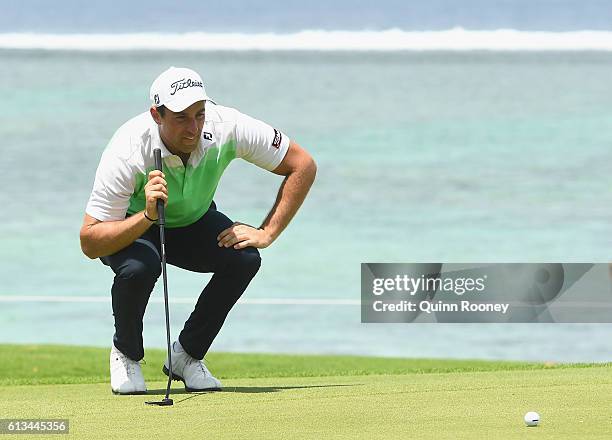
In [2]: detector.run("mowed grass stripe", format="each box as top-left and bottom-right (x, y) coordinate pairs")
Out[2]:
(1, 367), (611, 439)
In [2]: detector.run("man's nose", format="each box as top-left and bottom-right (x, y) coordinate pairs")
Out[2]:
(186, 118), (198, 134)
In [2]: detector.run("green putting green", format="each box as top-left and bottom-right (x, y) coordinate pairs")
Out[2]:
(1, 345), (611, 439)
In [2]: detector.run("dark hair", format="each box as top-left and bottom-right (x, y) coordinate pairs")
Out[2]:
(156, 105), (167, 117)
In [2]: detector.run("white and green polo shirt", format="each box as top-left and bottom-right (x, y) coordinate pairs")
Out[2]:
(86, 103), (290, 228)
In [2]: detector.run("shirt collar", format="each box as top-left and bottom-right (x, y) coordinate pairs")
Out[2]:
(149, 123), (215, 168)
(150, 126), (174, 159)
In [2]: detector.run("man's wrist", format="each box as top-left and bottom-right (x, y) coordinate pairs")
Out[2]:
(259, 227), (276, 246)
(143, 211), (157, 222)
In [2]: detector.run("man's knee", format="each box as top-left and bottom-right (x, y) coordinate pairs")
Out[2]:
(116, 256), (161, 284)
(226, 248), (261, 277)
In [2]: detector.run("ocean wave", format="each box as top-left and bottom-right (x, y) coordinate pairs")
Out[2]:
(3, 28), (612, 51)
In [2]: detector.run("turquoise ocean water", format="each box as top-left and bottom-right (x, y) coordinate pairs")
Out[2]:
(2, 49), (612, 361)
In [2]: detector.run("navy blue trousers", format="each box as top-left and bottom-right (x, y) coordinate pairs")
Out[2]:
(101, 203), (261, 361)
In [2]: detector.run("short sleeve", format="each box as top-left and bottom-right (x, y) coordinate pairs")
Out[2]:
(234, 111), (290, 171)
(85, 148), (135, 222)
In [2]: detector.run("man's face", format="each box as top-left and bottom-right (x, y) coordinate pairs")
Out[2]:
(154, 100), (205, 155)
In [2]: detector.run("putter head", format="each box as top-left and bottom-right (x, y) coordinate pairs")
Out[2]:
(146, 398), (174, 406)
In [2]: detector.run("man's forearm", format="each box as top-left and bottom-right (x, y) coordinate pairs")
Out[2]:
(259, 161), (316, 243)
(81, 211), (155, 259)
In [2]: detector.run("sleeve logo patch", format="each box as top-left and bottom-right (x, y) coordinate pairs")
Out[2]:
(272, 128), (282, 148)
(203, 132), (213, 141)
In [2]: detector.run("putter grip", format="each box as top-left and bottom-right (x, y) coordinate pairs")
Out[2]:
(153, 148), (165, 226)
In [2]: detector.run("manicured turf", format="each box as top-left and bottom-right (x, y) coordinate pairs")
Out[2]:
(1, 345), (611, 439)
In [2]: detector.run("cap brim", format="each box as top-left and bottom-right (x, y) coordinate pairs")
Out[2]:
(164, 91), (209, 112)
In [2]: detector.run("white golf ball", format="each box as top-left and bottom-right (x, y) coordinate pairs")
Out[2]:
(524, 411), (540, 427)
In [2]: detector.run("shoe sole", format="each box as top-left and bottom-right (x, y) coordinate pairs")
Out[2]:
(162, 365), (221, 392)
(111, 389), (147, 395)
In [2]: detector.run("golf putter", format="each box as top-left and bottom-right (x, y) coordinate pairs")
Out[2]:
(146, 148), (174, 407)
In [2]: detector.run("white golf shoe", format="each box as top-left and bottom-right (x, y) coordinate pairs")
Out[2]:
(163, 341), (222, 392)
(110, 344), (147, 395)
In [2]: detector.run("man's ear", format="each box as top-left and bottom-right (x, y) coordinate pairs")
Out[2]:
(150, 106), (162, 125)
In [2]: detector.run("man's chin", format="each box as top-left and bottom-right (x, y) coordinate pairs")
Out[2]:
(179, 140), (200, 152)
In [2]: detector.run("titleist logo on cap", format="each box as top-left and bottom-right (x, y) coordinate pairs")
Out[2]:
(170, 78), (204, 96)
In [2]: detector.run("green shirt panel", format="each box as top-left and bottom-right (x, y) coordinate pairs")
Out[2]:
(127, 141), (237, 228)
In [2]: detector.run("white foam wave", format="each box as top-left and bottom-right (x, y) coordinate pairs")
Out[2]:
(2, 28), (612, 51)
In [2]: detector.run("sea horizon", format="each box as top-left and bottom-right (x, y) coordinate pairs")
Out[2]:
(2, 1), (612, 362)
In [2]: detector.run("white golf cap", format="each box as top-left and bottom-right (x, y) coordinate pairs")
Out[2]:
(149, 66), (210, 112)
